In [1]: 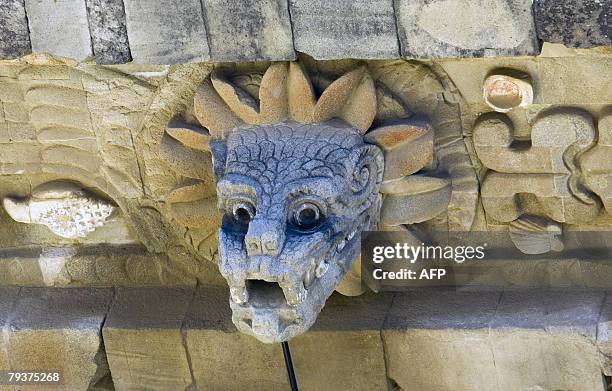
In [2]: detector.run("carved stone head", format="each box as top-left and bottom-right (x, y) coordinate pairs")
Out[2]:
(162, 62), (444, 342)
(215, 121), (383, 342)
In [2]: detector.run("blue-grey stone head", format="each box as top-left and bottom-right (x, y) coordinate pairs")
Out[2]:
(213, 121), (383, 342)
(161, 62), (402, 343)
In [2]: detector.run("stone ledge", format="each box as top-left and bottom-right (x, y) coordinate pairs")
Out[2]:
(1, 287), (113, 391)
(0, 287), (609, 390)
(1, 0), (610, 63)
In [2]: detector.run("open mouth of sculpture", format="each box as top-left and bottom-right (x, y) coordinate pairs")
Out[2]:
(229, 227), (361, 342)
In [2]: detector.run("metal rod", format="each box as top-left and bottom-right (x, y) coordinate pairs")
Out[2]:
(281, 341), (299, 391)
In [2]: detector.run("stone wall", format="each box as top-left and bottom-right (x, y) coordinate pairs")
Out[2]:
(0, 9), (611, 388)
(0, 287), (610, 390)
(0, 0), (610, 63)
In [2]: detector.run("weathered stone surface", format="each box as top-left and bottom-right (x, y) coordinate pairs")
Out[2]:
(290, 293), (392, 391)
(184, 286), (287, 390)
(476, 110), (603, 224)
(7, 288), (112, 391)
(492, 290), (603, 337)
(489, 290), (605, 391)
(103, 287), (194, 390)
(202, 0), (295, 61)
(289, 0), (400, 59)
(186, 287), (391, 390)
(85, 0), (132, 64)
(396, 0), (539, 58)
(474, 110), (596, 174)
(0, 0), (31, 59)
(599, 293), (612, 375)
(439, 57), (612, 106)
(24, 0), (93, 61)
(582, 112), (612, 212)
(123, 0), (209, 64)
(0, 287), (19, 370)
(534, 0), (612, 48)
(364, 119), (434, 181)
(383, 291), (502, 390)
(481, 172), (602, 224)
(508, 215), (563, 255)
(383, 290), (607, 391)
(379, 175), (451, 225)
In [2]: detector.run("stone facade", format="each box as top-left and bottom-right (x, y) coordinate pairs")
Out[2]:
(0, 0), (610, 63)
(0, 4), (611, 387)
(0, 287), (609, 390)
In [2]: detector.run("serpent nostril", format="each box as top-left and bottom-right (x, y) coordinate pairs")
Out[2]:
(245, 237), (262, 256)
(245, 218), (285, 256)
(263, 239), (277, 252)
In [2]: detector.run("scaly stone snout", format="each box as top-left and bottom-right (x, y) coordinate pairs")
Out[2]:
(245, 218), (285, 256)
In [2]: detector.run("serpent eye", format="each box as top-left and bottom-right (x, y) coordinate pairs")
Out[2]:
(293, 202), (323, 231)
(232, 202), (255, 226)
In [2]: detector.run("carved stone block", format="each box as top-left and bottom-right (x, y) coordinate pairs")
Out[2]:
(85, 0), (132, 64)
(488, 291), (605, 391)
(103, 287), (194, 390)
(7, 288), (112, 391)
(534, 0), (612, 48)
(24, 0), (93, 61)
(185, 287), (391, 390)
(395, 0), (539, 58)
(202, 0), (295, 61)
(289, 0), (400, 59)
(474, 111), (596, 174)
(379, 175), (451, 225)
(599, 294), (612, 376)
(481, 173), (600, 224)
(582, 112), (612, 212)
(383, 291), (502, 390)
(383, 290), (606, 391)
(477, 109), (603, 225)
(123, 0), (210, 63)
(364, 118), (434, 181)
(0, 0), (31, 59)
(0, 287), (19, 370)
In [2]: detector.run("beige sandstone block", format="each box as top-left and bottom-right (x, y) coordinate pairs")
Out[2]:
(5, 122), (36, 142)
(2, 102), (29, 122)
(383, 291), (501, 391)
(490, 330), (604, 390)
(582, 112), (612, 212)
(0, 80), (24, 102)
(383, 290), (607, 391)
(379, 175), (451, 225)
(290, 293), (392, 391)
(0, 288), (19, 371)
(364, 118), (434, 181)
(6, 288), (112, 391)
(474, 110), (595, 174)
(103, 287), (194, 391)
(0, 143), (40, 164)
(490, 290), (605, 390)
(598, 293), (612, 376)
(185, 286), (287, 390)
(439, 57), (611, 106)
(186, 287), (392, 391)
(481, 172), (601, 224)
